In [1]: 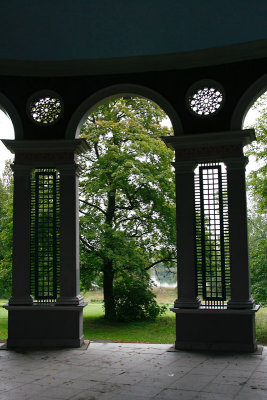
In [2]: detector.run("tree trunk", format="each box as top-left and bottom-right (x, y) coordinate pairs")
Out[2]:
(103, 260), (116, 320)
(103, 189), (117, 320)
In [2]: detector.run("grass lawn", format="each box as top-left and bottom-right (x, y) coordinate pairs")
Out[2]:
(256, 307), (267, 345)
(83, 304), (175, 343)
(83, 304), (267, 345)
(0, 291), (266, 345)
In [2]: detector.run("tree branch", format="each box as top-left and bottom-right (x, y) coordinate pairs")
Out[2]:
(79, 209), (88, 216)
(94, 143), (100, 159)
(80, 235), (95, 252)
(80, 199), (106, 215)
(115, 215), (147, 225)
(145, 257), (177, 270)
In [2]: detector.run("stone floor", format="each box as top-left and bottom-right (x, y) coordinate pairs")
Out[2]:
(0, 342), (265, 400)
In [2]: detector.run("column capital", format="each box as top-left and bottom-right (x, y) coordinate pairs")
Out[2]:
(2, 139), (89, 155)
(172, 161), (198, 173)
(57, 163), (81, 176)
(225, 156), (249, 170)
(11, 164), (33, 176)
(162, 130), (255, 151)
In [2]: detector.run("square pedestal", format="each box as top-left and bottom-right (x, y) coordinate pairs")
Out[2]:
(3, 303), (87, 348)
(171, 306), (259, 352)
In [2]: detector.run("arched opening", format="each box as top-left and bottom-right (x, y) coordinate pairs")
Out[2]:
(66, 84), (183, 139)
(0, 108), (15, 171)
(227, 86), (267, 347)
(231, 74), (267, 130)
(0, 107), (15, 339)
(77, 94), (177, 340)
(242, 91), (267, 330)
(243, 88), (267, 175)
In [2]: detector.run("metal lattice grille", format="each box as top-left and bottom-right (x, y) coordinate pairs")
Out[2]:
(195, 163), (230, 308)
(30, 169), (60, 302)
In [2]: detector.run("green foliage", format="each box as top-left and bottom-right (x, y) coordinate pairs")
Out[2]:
(245, 92), (267, 304)
(245, 92), (267, 214)
(0, 161), (13, 298)
(248, 213), (267, 304)
(79, 97), (176, 320)
(113, 272), (167, 322)
(247, 166), (267, 213)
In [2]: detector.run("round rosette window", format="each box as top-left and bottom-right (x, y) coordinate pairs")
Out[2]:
(186, 80), (225, 117)
(27, 91), (63, 125)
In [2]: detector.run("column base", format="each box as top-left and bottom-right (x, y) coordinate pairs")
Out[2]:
(174, 297), (201, 309)
(56, 294), (85, 306)
(171, 306), (260, 352)
(6, 337), (84, 348)
(227, 298), (255, 309)
(3, 303), (87, 348)
(8, 296), (33, 305)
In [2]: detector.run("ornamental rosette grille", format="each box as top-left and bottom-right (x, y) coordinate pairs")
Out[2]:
(28, 91), (63, 125)
(187, 80), (224, 117)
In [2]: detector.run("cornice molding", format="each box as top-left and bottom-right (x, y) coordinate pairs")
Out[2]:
(1, 139), (90, 155)
(161, 129), (255, 150)
(0, 40), (266, 77)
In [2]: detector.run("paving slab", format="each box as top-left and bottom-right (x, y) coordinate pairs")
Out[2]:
(0, 342), (264, 400)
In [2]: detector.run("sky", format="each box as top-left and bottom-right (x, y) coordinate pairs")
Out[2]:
(0, 111), (14, 173)
(0, 106), (262, 175)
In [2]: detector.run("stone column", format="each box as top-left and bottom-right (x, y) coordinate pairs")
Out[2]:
(9, 164), (33, 305)
(173, 161), (201, 308)
(226, 157), (255, 309)
(56, 164), (84, 306)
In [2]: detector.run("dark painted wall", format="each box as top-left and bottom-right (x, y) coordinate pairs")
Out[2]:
(0, 57), (266, 139)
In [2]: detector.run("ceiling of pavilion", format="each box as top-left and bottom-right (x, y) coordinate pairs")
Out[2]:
(0, 1), (266, 75)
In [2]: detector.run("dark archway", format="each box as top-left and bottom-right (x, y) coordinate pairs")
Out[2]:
(66, 84), (183, 139)
(78, 95), (176, 324)
(0, 93), (23, 140)
(231, 74), (267, 130)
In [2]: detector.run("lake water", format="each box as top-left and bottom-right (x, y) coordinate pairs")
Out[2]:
(150, 269), (177, 288)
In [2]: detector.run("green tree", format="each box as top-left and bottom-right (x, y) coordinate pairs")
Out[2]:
(246, 93), (267, 214)
(79, 97), (176, 320)
(245, 92), (267, 304)
(248, 212), (267, 304)
(0, 161), (13, 298)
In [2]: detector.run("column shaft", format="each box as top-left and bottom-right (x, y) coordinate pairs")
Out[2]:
(9, 165), (33, 305)
(174, 162), (200, 308)
(226, 157), (254, 309)
(56, 164), (84, 305)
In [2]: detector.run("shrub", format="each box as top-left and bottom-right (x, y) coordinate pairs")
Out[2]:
(113, 274), (167, 322)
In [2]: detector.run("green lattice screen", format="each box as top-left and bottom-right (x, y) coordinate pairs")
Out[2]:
(30, 169), (60, 302)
